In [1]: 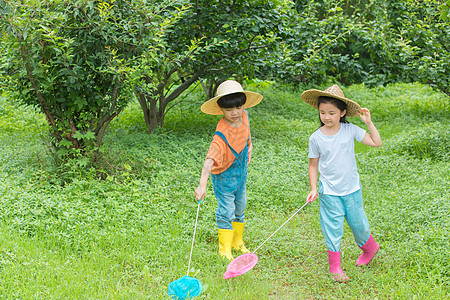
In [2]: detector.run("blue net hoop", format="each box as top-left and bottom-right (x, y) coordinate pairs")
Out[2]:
(167, 275), (202, 300)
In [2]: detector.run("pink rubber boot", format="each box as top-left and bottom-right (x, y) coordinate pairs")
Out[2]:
(328, 251), (349, 283)
(356, 234), (379, 266)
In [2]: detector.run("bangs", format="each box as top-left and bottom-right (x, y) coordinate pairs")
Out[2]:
(217, 92), (247, 108)
(318, 96), (347, 112)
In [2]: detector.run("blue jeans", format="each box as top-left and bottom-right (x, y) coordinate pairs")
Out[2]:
(319, 182), (371, 252)
(211, 131), (248, 229)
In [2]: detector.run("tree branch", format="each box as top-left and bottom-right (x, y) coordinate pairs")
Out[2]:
(163, 68), (204, 106)
(16, 28), (60, 138)
(165, 81), (200, 115)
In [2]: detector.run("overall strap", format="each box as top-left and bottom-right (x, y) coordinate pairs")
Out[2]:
(245, 110), (250, 141)
(213, 131), (239, 159)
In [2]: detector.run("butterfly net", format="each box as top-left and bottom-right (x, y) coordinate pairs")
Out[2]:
(167, 275), (202, 300)
(223, 253), (258, 279)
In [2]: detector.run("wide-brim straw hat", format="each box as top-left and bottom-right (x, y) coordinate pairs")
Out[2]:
(201, 80), (263, 115)
(301, 84), (362, 117)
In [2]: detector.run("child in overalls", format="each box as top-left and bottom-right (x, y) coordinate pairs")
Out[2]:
(195, 80), (262, 260)
(301, 85), (382, 282)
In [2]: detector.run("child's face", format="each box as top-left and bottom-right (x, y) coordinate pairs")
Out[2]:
(318, 102), (346, 129)
(220, 106), (245, 127)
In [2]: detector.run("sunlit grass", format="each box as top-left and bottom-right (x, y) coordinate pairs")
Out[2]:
(0, 83), (449, 298)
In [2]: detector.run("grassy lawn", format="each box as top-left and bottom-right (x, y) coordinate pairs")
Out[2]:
(0, 82), (449, 299)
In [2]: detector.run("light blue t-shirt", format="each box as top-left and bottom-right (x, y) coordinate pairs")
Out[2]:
(308, 123), (366, 196)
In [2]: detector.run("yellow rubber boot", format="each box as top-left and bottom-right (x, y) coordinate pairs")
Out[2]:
(231, 221), (250, 253)
(218, 228), (235, 260)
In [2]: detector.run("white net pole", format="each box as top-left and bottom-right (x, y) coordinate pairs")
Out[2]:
(187, 200), (201, 276)
(253, 202), (309, 254)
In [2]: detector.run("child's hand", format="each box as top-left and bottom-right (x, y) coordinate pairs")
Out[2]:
(306, 191), (318, 203)
(195, 185), (206, 201)
(358, 108), (372, 124)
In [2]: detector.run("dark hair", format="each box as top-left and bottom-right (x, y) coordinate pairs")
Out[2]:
(217, 92), (246, 109)
(318, 96), (348, 126)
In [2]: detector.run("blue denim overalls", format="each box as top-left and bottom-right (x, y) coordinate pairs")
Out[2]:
(211, 131), (249, 230)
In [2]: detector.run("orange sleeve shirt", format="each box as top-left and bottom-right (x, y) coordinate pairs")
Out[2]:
(206, 111), (252, 174)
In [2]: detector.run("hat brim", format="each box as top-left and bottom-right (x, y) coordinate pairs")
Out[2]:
(301, 89), (362, 117)
(201, 91), (263, 115)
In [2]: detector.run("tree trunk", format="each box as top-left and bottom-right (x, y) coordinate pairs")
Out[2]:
(137, 67), (208, 134)
(138, 92), (160, 134)
(198, 78), (208, 96)
(96, 108), (124, 148)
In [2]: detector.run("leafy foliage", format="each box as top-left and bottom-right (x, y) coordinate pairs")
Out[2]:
(134, 0), (290, 133)
(271, 0), (450, 97)
(0, 0), (182, 160)
(440, 0), (450, 21)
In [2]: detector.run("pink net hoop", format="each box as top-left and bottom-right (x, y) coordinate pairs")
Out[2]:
(223, 253), (258, 279)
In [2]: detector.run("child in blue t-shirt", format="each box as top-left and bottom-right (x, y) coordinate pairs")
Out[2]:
(301, 84), (382, 282)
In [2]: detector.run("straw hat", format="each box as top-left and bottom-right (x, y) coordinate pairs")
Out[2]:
(301, 84), (362, 117)
(201, 80), (263, 115)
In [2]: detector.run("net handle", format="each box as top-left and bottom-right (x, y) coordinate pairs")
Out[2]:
(187, 199), (201, 276)
(253, 201), (309, 254)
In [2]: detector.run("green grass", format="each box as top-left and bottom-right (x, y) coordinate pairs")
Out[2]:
(0, 82), (449, 299)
